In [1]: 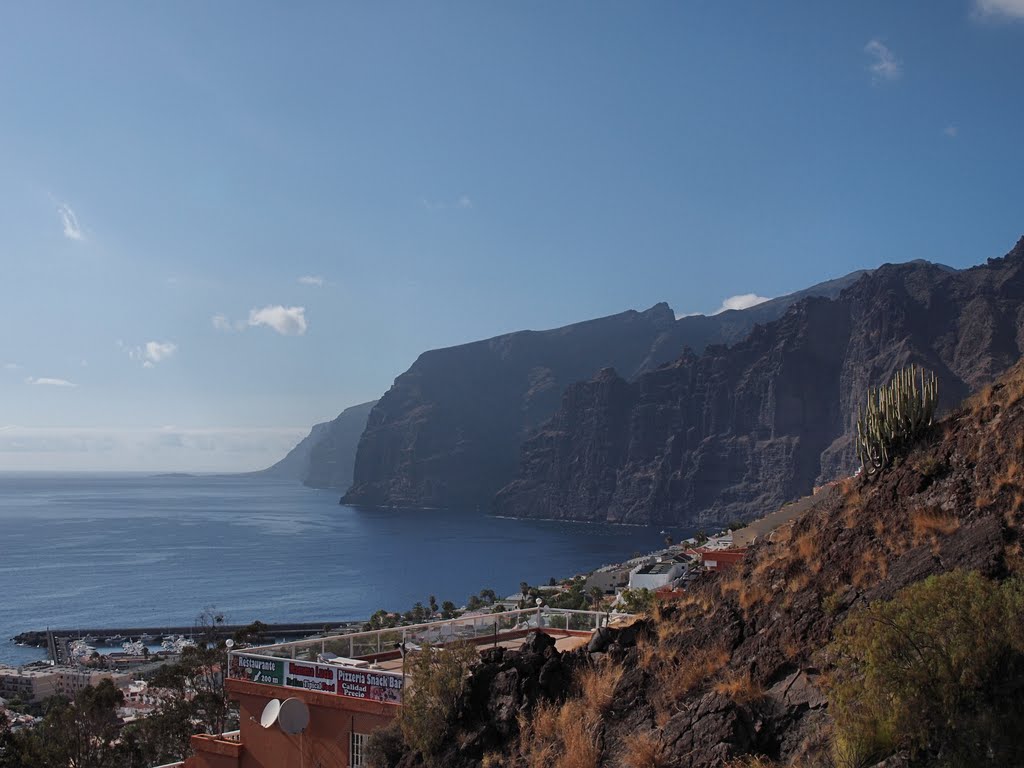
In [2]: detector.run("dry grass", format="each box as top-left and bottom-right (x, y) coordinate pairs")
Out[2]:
(650, 645), (730, 722)
(795, 530), (818, 563)
(577, 662), (623, 717)
(519, 698), (600, 768)
(851, 549), (888, 589)
(786, 571), (812, 594)
(722, 757), (779, 768)
(910, 508), (960, 543)
(781, 638), (803, 660)
(712, 670), (765, 705)
(618, 730), (667, 768)
(637, 635), (660, 672)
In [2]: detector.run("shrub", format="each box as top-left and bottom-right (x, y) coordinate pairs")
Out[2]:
(825, 570), (1024, 766)
(364, 721), (405, 768)
(399, 641), (479, 760)
(619, 730), (667, 768)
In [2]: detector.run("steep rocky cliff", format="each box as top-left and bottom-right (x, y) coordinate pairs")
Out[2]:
(494, 238), (1024, 525)
(257, 400), (377, 490)
(385, 359), (1024, 768)
(342, 273), (863, 509)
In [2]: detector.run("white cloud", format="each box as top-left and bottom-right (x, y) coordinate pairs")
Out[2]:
(26, 376), (77, 387)
(248, 305), (307, 336)
(127, 340), (178, 367)
(864, 39), (902, 81)
(298, 275), (324, 287)
(714, 293), (772, 314)
(944, 124), (959, 138)
(212, 314), (234, 332)
(974, 0), (1024, 18)
(57, 203), (84, 240)
(3, 363), (22, 371)
(421, 195), (474, 211)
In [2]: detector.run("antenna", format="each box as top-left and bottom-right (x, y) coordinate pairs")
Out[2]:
(259, 699), (281, 729)
(278, 697), (310, 735)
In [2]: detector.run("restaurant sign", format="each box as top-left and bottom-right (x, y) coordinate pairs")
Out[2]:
(231, 653), (403, 704)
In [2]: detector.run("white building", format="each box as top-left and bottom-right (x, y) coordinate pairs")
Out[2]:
(628, 557), (686, 590)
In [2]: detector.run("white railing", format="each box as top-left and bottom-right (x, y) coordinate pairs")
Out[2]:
(240, 606), (625, 661)
(226, 607), (632, 706)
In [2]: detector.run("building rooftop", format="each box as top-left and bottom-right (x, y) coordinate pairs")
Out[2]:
(635, 560), (679, 575)
(227, 607), (633, 704)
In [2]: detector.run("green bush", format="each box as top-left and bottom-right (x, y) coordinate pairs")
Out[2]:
(825, 570), (1024, 767)
(399, 641), (478, 761)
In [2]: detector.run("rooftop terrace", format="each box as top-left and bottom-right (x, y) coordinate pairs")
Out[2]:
(227, 607), (631, 705)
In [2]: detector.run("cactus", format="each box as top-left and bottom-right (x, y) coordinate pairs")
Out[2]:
(856, 365), (938, 475)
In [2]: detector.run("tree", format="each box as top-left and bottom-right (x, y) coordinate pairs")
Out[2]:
(17, 680), (124, 768)
(466, 594), (483, 611)
(826, 570), (1024, 766)
(440, 601), (458, 619)
(618, 588), (654, 614)
(479, 588), (497, 605)
(428, 595), (438, 615)
(232, 620), (269, 646)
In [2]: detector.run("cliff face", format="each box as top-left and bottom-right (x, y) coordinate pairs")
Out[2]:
(389, 358), (1024, 768)
(342, 273), (863, 510)
(494, 238), (1024, 525)
(257, 400), (377, 490)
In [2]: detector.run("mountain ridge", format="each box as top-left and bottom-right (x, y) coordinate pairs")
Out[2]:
(342, 269), (867, 510)
(494, 237), (1024, 525)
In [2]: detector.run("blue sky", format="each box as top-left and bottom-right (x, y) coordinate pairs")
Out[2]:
(1, 1), (1023, 471)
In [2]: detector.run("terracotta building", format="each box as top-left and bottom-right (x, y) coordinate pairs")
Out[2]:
(182, 607), (614, 768)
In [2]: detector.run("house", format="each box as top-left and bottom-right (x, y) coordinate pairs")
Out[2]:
(690, 546), (748, 572)
(584, 564), (631, 594)
(628, 557), (687, 590)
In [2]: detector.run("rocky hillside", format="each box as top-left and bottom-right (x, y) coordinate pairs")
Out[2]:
(387, 358), (1024, 768)
(494, 237), (1024, 525)
(342, 273), (864, 509)
(256, 400), (377, 490)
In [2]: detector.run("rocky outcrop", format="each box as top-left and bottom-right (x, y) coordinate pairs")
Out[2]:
(495, 237), (1024, 525)
(256, 400), (377, 490)
(343, 273), (864, 509)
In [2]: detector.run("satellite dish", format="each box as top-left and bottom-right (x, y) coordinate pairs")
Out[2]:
(260, 699), (281, 728)
(278, 697), (310, 735)
(225, 639), (234, 649)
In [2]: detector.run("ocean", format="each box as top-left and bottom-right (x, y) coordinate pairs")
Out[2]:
(0, 473), (671, 666)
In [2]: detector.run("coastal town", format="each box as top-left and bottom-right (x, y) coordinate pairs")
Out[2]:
(0, 519), (759, 746)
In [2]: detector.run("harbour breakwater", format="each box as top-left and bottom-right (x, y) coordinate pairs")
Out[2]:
(12, 619), (365, 650)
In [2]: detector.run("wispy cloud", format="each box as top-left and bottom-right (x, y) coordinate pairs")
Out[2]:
(974, 0), (1024, 19)
(211, 314), (236, 332)
(248, 305), (307, 336)
(714, 293), (772, 314)
(125, 340), (178, 368)
(421, 195), (474, 211)
(26, 376), (77, 388)
(57, 203), (84, 240)
(864, 39), (902, 82)
(3, 363), (22, 371)
(297, 275), (324, 287)
(944, 124), (959, 138)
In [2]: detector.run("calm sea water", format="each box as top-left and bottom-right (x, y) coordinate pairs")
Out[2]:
(0, 473), (669, 666)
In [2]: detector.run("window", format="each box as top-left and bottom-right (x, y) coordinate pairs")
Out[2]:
(350, 732), (370, 768)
